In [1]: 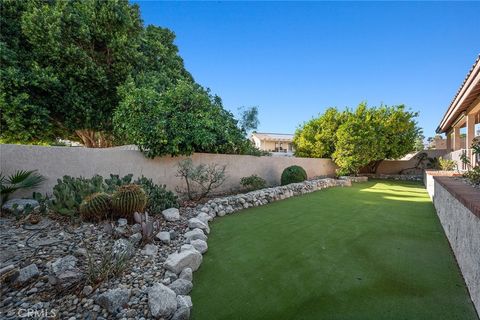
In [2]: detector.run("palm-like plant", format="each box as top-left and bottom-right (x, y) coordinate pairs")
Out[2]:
(0, 170), (46, 205)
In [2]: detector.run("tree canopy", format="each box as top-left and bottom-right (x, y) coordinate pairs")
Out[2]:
(294, 103), (420, 174)
(1, 0), (260, 156)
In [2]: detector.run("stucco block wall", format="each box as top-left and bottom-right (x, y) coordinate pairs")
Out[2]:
(0, 144), (337, 197)
(373, 150), (447, 174)
(432, 180), (480, 313)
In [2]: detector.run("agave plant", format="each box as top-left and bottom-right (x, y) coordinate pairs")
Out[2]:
(0, 170), (46, 205)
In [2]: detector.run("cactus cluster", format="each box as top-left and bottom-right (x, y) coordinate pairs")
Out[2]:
(80, 192), (112, 222)
(111, 184), (147, 220)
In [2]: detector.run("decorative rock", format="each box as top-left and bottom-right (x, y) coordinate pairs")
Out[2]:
(131, 223), (142, 233)
(184, 229), (207, 242)
(178, 243), (191, 250)
(162, 208), (180, 222)
(164, 270), (178, 281)
(2, 199), (39, 213)
(96, 288), (131, 314)
(50, 255), (77, 275)
(112, 239), (134, 258)
(117, 218), (128, 227)
(164, 250), (203, 274)
(148, 283), (177, 319)
(156, 231), (171, 243)
(14, 264), (39, 284)
(141, 244), (158, 256)
(190, 239), (208, 254)
(168, 279), (193, 295)
(129, 232), (142, 246)
(171, 307), (190, 320)
(195, 212), (212, 225)
(82, 285), (94, 296)
(0, 264), (15, 276)
(179, 268), (192, 282)
(188, 218), (210, 234)
(176, 295), (193, 309)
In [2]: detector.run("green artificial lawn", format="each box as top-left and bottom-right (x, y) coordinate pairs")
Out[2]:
(191, 181), (478, 320)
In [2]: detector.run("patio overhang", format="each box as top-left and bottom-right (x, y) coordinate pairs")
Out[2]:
(436, 55), (480, 134)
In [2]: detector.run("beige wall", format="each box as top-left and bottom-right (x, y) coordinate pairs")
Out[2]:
(0, 144), (336, 197)
(363, 150), (448, 174)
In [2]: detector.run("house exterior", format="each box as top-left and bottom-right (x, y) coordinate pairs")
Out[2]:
(436, 55), (480, 169)
(251, 132), (295, 156)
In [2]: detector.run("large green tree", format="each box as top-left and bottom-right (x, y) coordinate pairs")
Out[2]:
(0, 0), (192, 147)
(293, 107), (345, 158)
(114, 78), (261, 158)
(294, 103), (420, 175)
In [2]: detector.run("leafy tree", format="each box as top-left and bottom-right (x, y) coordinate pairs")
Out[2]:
(414, 134), (425, 152)
(238, 106), (259, 133)
(1, 0), (261, 157)
(114, 79), (256, 158)
(0, 0), (193, 147)
(295, 103), (420, 175)
(293, 107), (345, 158)
(333, 104), (384, 175)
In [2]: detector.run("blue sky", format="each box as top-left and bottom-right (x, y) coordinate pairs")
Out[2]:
(134, 1), (480, 138)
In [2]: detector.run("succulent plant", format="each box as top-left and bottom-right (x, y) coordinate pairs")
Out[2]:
(133, 212), (159, 243)
(111, 184), (147, 220)
(79, 192), (112, 222)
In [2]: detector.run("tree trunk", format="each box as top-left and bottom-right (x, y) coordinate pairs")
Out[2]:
(368, 160), (383, 173)
(75, 129), (113, 148)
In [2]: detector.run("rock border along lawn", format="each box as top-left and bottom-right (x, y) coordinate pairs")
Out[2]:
(163, 178), (351, 318)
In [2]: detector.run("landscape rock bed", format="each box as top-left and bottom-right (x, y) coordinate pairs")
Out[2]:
(359, 174), (422, 181)
(0, 178), (349, 319)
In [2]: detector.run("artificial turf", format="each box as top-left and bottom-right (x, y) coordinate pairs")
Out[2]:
(190, 180), (478, 320)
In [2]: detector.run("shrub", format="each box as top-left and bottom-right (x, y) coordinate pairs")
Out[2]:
(105, 174), (134, 193)
(50, 175), (105, 216)
(50, 174), (176, 218)
(464, 167), (480, 186)
(79, 193), (112, 222)
(281, 166), (307, 185)
(240, 175), (267, 191)
(134, 177), (178, 213)
(111, 184), (147, 220)
(0, 170), (45, 205)
(438, 157), (456, 171)
(176, 159), (227, 201)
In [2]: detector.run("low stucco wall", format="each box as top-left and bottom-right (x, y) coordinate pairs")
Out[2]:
(432, 179), (480, 314)
(368, 150), (448, 174)
(0, 144), (337, 197)
(423, 170), (460, 199)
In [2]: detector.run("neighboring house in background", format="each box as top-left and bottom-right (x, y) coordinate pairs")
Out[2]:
(428, 135), (466, 150)
(251, 132), (295, 156)
(436, 55), (480, 170)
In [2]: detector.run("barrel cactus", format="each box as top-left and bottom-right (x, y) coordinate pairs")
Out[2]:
(79, 192), (111, 222)
(111, 184), (147, 219)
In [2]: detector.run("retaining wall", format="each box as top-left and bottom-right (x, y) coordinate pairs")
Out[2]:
(431, 176), (480, 314)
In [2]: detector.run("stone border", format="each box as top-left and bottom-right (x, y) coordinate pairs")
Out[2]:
(161, 178), (351, 318)
(359, 174), (422, 181)
(339, 176), (369, 183)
